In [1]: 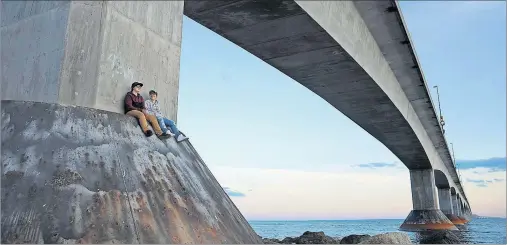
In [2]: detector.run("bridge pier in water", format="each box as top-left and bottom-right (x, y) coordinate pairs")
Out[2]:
(400, 169), (458, 231)
(438, 188), (464, 225)
(458, 197), (470, 223)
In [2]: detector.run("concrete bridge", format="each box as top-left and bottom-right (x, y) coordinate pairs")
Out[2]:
(2, 0), (471, 238)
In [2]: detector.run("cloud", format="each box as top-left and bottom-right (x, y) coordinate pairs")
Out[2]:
(467, 178), (488, 188)
(467, 179), (485, 184)
(223, 187), (246, 197)
(457, 157), (506, 172)
(210, 163), (506, 220)
(476, 183), (488, 188)
(466, 178), (501, 187)
(355, 162), (397, 169)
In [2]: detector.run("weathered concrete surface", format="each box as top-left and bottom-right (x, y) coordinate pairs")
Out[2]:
(437, 188), (452, 215)
(183, 0), (470, 210)
(400, 210), (458, 232)
(1, 1), (70, 103)
(1, 100), (262, 244)
(451, 194), (465, 223)
(456, 197), (469, 224)
(400, 169), (457, 231)
(409, 169), (438, 210)
(438, 188), (463, 225)
(1, 1), (181, 122)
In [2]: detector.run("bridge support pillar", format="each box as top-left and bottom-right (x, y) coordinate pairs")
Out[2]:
(438, 188), (464, 225)
(452, 194), (468, 224)
(1, 1), (183, 122)
(452, 194), (462, 219)
(458, 198), (469, 223)
(400, 169), (458, 231)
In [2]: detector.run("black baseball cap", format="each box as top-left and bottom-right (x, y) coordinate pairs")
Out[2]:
(131, 82), (143, 89)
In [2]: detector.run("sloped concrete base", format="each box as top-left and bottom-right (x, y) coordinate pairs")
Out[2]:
(445, 214), (466, 225)
(1, 100), (262, 244)
(400, 210), (458, 232)
(458, 216), (470, 224)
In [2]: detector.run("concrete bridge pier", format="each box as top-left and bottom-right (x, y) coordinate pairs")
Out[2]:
(1, 1), (263, 243)
(438, 188), (464, 225)
(452, 194), (462, 218)
(452, 194), (468, 224)
(1, 0), (182, 120)
(400, 169), (458, 231)
(458, 198), (470, 223)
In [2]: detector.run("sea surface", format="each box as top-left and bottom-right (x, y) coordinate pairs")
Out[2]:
(249, 218), (506, 244)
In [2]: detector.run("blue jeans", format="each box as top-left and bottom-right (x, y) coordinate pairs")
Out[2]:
(156, 117), (180, 136)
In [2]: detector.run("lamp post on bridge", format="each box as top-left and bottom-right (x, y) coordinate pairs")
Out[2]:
(450, 142), (462, 185)
(433, 85), (446, 134)
(452, 143), (466, 198)
(450, 142), (456, 166)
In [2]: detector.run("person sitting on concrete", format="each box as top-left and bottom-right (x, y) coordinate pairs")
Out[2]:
(124, 82), (171, 139)
(145, 90), (189, 143)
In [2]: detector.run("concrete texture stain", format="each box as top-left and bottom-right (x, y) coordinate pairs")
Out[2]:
(1, 100), (262, 244)
(400, 210), (458, 232)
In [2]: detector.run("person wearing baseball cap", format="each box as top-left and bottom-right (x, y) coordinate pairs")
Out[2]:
(124, 82), (170, 139)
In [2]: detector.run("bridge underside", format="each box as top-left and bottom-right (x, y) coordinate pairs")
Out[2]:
(184, 0), (470, 212)
(184, 0), (432, 169)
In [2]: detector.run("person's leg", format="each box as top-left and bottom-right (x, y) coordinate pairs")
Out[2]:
(163, 118), (180, 136)
(126, 110), (152, 136)
(164, 118), (188, 142)
(156, 116), (169, 134)
(144, 113), (164, 136)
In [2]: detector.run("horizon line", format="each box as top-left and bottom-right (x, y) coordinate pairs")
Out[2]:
(247, 216), (506, 222)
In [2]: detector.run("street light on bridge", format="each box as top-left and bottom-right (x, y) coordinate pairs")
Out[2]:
(451, 142), (465, 192)
(450, 142), (456, 166)
(433, 85), (446, 134)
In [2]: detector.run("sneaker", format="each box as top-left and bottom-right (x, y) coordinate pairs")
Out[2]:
(158, 132), (171, 140)
(166, 131), (175, 137)
(176, 134), (189, 142)
(144, 130), (153, 137)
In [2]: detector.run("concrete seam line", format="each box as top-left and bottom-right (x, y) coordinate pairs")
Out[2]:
(119, 144), (141, 244)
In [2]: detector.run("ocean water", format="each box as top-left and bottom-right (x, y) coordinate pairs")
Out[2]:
(249, 218), (506, 244)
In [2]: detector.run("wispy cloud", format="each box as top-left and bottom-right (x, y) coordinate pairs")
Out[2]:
(466, 177), (502, 188)
(476, 183), (488, 188)
(467, 179), (485, 184)
(466, 179), (489, 187)
(355, 162), (397, 169)
(223, 187), (246, 197)
(457, 157), (506, 172)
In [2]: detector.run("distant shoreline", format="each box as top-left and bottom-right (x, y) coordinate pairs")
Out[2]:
(248, 216), (506, 222)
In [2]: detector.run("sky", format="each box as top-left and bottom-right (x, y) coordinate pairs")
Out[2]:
(176, 1), (506, 220)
